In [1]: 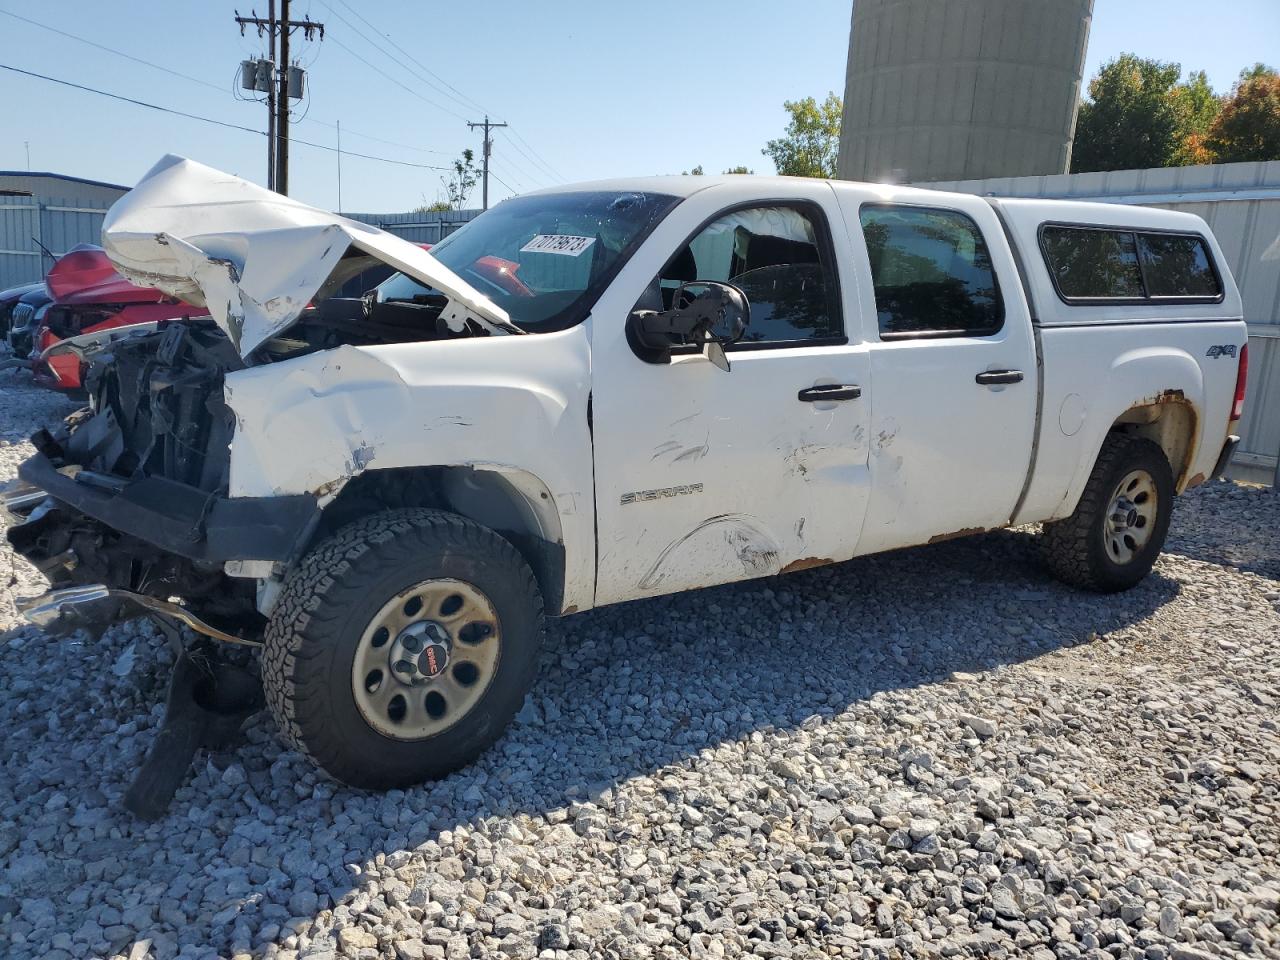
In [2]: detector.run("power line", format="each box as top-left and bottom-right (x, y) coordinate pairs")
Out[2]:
(2, 7), (563, 191)
(325, 0), (490, 116)
(506, 127), (566, 182)
(495, 130), (555, 187)
(0, 8), (228, 94)
(488, 163), (527, 192)
(1, 7), (449, 164)
(317, 3), (468, 122)
(487, 169), (517, 195)
(326, 34), (468, 123)
(315, 0), (566, 187)
(301, 117), (452, 157)
(0, 63), (451, 171)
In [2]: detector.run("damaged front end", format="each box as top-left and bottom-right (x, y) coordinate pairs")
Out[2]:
(5, 318), (319, 637)
(6, 157), (524, 639)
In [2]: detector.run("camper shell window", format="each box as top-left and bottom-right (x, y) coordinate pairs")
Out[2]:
(1039, 224), (1224, 305)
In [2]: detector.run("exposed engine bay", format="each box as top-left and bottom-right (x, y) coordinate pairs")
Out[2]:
(6, 276), (490, 627)
(11, 319), (254, 620)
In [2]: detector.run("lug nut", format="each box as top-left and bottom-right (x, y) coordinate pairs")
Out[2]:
(393, 659), (415, 675)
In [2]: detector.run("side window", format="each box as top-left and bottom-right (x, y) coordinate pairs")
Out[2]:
(1136, 233), (1221, 298)
(1041, 226), (1144, 300)
(1040, 226), (1223, 303)
(859, 205), (1003, 338)
(658, 204), (842, 345)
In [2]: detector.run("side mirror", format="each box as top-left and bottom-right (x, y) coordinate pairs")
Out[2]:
(626, 281), (750, 371)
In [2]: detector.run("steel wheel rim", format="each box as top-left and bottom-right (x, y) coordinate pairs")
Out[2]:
(1103, 468), (1158, 565)
(351, 578), (501, 740)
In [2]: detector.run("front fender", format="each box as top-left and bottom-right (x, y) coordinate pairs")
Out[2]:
(223, 328), (596, 610)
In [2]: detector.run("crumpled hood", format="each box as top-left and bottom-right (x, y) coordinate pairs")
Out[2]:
(101, 154), (515, 357)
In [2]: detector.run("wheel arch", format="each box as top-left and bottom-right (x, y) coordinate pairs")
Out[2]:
(311, 464), (570, 616)
(1109, 395), (1200, 492)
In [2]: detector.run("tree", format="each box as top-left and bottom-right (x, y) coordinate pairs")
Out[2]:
(762, 93), (842, 178)
(1170, 70), (1221, 165)
(1071, 55), (1185, 172)
(438, 149), (479, 210)
(1205, 65), (1280, 163)
(681, 165), (705, 176)
(723, 165), (754, 175)
(413, 198), (454, 214)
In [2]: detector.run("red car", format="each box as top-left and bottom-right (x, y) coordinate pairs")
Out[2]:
(34, 244), (208, 391)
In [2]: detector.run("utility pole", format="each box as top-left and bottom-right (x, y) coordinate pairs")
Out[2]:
(467, 115), (508, 210)
(276, 0), (291, 195)
(234, 5), (323, 195)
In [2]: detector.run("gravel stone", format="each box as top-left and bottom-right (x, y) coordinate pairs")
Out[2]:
(0, 375), (1276, 960)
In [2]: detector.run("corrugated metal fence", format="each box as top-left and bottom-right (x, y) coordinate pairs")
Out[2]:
(342, 209), (481, 245)
(919, 160), (1280, 485)
(0, 199), (482, 292)
(0, 194), (113, 290)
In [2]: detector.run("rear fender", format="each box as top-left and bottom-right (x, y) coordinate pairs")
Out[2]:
(1054, 346), (1203, 518)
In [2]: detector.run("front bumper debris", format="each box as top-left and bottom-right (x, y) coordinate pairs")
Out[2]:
(0, 477), (47, 514)
(16, 583), (261, 646)
(14, 451), (319, 564)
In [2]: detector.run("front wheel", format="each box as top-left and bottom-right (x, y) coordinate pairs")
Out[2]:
(261, 508), (543, 789)
(1041, 435), (1174, 592)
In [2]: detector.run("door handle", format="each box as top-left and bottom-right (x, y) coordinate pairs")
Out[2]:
(798, 384), (862, 402)
(975, 369), (1024, 386)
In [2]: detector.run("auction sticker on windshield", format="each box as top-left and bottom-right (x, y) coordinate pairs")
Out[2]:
(520, 235), (597, 257)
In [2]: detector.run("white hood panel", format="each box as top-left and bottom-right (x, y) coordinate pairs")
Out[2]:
(101, 155), (515, 357)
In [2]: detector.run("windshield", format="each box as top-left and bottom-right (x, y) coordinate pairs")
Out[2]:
(376, 190), (680, 332)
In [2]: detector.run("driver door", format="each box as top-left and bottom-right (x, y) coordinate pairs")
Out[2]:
(590, 183), (874, 606)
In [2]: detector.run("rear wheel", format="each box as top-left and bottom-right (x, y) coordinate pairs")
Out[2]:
(261, 508), (543, 789)
(1041, 435), (1174, 592)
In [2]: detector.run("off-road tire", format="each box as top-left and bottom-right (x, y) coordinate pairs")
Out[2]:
(261, 508), (543, 789)
(1041, 434), (1174, 592)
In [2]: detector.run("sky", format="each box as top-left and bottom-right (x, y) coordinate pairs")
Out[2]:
(1, 0), (1277, 214)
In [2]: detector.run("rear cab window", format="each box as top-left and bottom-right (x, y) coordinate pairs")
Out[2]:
(1039, 225), (1223, 304)
(858, 205), (1004, 339)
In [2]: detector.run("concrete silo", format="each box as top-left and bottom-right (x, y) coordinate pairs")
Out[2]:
(837, 0), (1094, 184)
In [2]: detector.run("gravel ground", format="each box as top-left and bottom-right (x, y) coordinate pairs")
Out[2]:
(0, 373), (1277, 960)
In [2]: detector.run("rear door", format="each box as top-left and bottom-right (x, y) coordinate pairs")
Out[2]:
(830, 188), (1037, 552)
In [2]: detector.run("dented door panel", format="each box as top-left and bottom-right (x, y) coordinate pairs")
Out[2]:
(829, 186), (1038, 553)
(588, 181), (874, 606)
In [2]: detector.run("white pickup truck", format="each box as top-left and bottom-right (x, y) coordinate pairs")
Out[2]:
(5, 156), (1247, 789)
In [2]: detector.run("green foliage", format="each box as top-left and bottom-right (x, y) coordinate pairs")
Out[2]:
(1169, 70), (1221, 165)
(1071, 55), (1186, 172)
(1205, 66), (1280, 163)
(681, 165), (705, 176)
(723, 165), (754, 175)
(1239, 62), (1277, 83)
(1073, 56), (1280, 171)
(413, 199), (454, 214)
(762, 93), (842, 178)
(442, 149), (479, 210)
